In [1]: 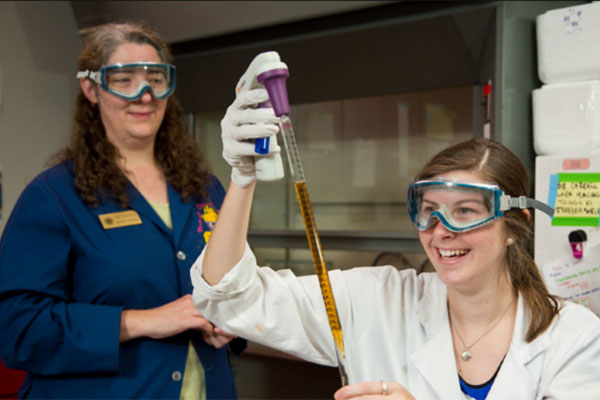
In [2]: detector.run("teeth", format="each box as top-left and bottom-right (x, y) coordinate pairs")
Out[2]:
(439, 249), (468, 258)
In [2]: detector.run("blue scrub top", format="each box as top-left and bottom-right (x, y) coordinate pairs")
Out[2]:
(0, 162), (241, 399)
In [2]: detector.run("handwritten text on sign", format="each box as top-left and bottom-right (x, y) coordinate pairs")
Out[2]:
(542, 242), (600, 317)
(552, 173), (600, 227)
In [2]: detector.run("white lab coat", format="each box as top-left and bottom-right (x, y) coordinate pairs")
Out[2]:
(191, 243), (600, 399)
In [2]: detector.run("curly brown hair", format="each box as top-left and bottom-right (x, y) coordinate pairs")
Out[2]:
(52, 21), (211, 208)
(415, 138), (561, 342)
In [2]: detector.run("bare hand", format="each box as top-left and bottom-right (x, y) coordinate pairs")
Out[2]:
(120, 294), (235, 348)
(334, 381), (415, 400)
(202, 325), (236, 349)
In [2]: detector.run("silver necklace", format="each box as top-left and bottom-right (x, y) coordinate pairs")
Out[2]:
(449, 297), (514, 361)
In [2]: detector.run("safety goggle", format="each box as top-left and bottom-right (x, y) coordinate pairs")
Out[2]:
(407, 179), (554, 232)
(77, 62), (176, 100)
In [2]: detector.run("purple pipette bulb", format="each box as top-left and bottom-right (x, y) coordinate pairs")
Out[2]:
(254, 68), (290, 154)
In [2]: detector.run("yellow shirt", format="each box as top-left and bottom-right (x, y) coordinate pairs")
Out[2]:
(148, 201), (205, 400)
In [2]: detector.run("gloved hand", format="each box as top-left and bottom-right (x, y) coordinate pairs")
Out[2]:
(221, 88), (281, 187)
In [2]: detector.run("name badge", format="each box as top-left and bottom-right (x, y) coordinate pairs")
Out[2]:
(98, 210), (142, 229)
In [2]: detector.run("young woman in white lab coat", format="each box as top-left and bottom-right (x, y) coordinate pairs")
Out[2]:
(191, 88), (600, 399)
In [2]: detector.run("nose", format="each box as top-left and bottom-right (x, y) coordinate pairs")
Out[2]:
(430, 217), (456, 239)
(138, 88), (154, 102)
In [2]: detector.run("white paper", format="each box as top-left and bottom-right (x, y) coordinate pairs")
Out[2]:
(541, 241), (600, 316)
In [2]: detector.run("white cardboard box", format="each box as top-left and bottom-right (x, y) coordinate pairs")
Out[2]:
(537, 2), (600, 84)
(533, 80), (600, 156)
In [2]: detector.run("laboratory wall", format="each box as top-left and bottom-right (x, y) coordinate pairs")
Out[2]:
(532, 2), (600, 317)
(497, 1), (585, 178)
(0, 2), (79, 234)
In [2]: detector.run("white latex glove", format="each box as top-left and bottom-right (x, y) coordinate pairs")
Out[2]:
(221, 88), (281, 187)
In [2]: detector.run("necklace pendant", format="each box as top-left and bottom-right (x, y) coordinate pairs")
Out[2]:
(461, 350), (472, 361)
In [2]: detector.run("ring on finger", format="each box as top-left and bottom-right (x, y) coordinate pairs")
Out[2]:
(381, 381), (388, 395)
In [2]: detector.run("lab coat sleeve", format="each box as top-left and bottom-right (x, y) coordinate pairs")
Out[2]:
(191, 243), (339, 366)
(542, 304), (600, 399)
(0, 179), (122, 375)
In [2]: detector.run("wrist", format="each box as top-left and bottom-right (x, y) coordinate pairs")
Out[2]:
(120, 309), (148, 342)
(231, 171), (257, 188)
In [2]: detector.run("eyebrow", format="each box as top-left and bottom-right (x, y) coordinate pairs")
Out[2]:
(422, 197), (485, 206)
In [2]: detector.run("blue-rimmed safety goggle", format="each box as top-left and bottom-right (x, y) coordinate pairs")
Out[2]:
(77, 62), (176, 100)
(407, 179), (554, 232)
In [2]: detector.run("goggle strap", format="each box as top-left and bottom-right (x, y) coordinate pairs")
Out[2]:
(501, 195), (555, 217)
(76, 70), (101, 84)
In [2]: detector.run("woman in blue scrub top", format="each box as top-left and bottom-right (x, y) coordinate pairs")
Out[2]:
(0, 21), (243, 399)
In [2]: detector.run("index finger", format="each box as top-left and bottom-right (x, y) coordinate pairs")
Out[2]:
(334, 381), (384, 400)
(233, 88), (271, 109)
(214, 326), (235, 338)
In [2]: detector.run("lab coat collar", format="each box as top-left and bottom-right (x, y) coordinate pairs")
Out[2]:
(126, 181), (195, 246)
(486, 294), (550, 399)
(411, 289), (550, 399)
(509, 293), (551, 364)
(126, 182), (171, 235)
(167, 183), (196, 246)
(411, 283), (464, 398)
(64, 160), (196, 246)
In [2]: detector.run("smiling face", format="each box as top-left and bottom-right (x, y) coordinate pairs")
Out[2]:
(80, 43), (168, 151)
(418, 170), (511, 293)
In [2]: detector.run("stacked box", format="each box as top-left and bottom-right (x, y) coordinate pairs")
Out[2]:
(534, 2), (600, 156)
(537, 2), (600, 84)
(533, 80), (600, 156)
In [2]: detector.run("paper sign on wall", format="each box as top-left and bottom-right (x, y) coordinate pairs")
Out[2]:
(548, 173), (600, 227)
(542, 241), (600, 314)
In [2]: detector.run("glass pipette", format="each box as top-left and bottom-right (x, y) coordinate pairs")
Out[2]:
(281, 115), (349, 385)
(258, 69), (349, 386)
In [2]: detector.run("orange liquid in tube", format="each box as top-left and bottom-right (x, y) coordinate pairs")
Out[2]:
(294, 181), (345, 359)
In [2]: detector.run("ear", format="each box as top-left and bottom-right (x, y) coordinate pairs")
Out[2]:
(522, 209), (531, 221)
(80, 78), (98, 104)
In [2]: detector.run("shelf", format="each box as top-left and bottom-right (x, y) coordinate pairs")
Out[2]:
(248, 229), (423, 253)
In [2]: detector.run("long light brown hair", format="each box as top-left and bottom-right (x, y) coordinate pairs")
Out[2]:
(52, 21), (211, 207)
(415, 138), (560, 342)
